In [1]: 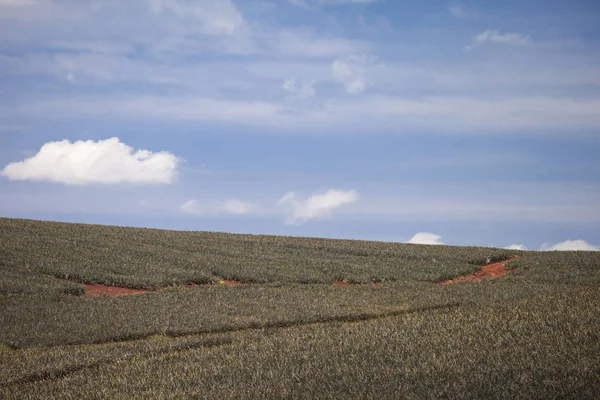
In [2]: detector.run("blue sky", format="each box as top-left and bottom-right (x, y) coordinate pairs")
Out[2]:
(1, 0), (599, 250)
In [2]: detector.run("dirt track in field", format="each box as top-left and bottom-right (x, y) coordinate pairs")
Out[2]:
(439, 257), (516, 285)
(83, 283), (153, 297)
(82, 280), (244, 297)
(77, 258), (515, 296)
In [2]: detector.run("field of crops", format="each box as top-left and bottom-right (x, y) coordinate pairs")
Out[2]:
(1, 217), (599, 399)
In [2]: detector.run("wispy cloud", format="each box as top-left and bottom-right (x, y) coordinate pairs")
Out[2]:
(181, 198), (257, 216)
(541, 240), (599, 251)
(149, 0), (244, 35)
(466, 30), (530, 50)
(265, 29), (367, 58)
(277, 189), (359, 224)
(317, 95), (600, 130)
(407, 232), (444, 245)
(16, 94), (600, 132)
(282, 77), (317, 98)
(27, 96), (285, 125)
(448, 1), (468, 17)
(331, 55), (371, 94)
(1, 137), (179, 185)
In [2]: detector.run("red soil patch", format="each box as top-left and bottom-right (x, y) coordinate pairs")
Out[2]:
(83, 279), (245, 297)
(333, 280), (354, 286)
(83, 283), (153, 297)
(218, 280), (244, 286)
(439, 257), (516, 285)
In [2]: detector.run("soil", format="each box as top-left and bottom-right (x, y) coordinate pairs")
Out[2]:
(83, 283), (153, 297)
(439, 257), (516, 285)
(82, 279), (245, 297)
(218, 280), (244, 286)
(77, 258), (514, 296)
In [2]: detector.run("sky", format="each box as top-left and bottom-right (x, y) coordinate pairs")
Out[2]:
(1, 0), (599, 251)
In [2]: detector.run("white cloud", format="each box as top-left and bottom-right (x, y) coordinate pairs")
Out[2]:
(181, 199), (205, 215)
(1, 137), (179, 185)
(181, 198), (256, 216)
(277, 189), (359, 224)
(448, 1), (468, 17)
(282, 77), (316, 98)
(407, 232), (444, 245)
(221, 198), (256, 215)
(505, 244), (527, 250)
(541, 240), (599, 251)
(332, 55), (369, 94)
(149, 0), (244, 35)
(476, 30), (530, 45)
(467, 30), (530, 50)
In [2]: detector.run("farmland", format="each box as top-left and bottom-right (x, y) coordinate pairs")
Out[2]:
(1, 217), (599, 399)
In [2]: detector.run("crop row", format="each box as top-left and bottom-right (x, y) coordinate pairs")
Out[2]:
(2, 287), (598, 399)
(0, 218), (517, 289)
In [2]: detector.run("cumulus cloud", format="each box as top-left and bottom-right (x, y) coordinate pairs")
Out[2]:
(181, 198), (256, 216)
(541, 240), (599, 251)
(277, 189), (359, 224)
(149, 0), (244, 35)
(282, 77), (316, 98)
(1, 137), (179, 185)
(466, 30), (530, 50)
(332, 55), (370, 94)
(505, 244), (527, 250)
(407, 232), (444, 245)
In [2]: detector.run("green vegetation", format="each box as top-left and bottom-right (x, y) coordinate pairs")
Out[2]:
(0, 217), (515, 288)
(1, 217), (598, 399)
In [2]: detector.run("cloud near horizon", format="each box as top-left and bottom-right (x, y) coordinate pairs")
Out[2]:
(505, 244), (527, 250)
(277, 189), (359, 224)
(504, 240), (599, 251)
(407, 232), (444, 245)
(181, 198), (256, 216)
(541, 240), (599, 251)
(1, 137), (179, 185)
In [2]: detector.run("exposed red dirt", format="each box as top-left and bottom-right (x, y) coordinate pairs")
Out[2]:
(82, 279), (245, 297)
(77, 258), (514, 296)
(439, 257), (516, 285)
(217, 279), (244, 286)
(83, 283), (153, 297)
